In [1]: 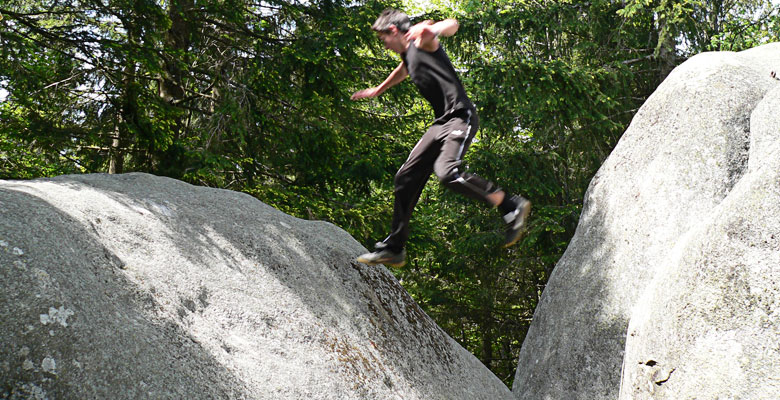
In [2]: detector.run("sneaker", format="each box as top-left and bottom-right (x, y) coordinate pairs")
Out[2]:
(503, 196), (531, 248)
(356, 244), (406, 268)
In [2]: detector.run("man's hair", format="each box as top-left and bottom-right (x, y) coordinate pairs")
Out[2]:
(372, 9), (411, 33)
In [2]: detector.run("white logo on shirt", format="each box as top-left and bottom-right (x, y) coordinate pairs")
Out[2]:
(452, 130), (464, 136)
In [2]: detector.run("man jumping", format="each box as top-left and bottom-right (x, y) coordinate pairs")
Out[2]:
(352, 9), (531, 267)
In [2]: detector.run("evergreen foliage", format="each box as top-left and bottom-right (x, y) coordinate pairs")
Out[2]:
(1, 0), (777, 386)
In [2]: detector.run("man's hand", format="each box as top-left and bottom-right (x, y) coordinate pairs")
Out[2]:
(351, 87), (382, 100)
(405, 19), (459, 51)
(351, 63), (408, 101)
(404, 20), (436, 42)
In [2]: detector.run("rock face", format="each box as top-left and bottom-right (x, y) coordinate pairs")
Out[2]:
(513, 43), (780, 400)
(0, 173), (512, 399)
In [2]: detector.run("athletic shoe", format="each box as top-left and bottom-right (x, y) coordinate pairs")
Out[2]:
(356, 245), (406, 268)
(503, 196), (531, 248)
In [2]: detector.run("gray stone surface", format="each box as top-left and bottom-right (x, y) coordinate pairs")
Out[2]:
(619, 76), (780, 400)
(513, 43), (780, 400)
(0, 173), (512, 399)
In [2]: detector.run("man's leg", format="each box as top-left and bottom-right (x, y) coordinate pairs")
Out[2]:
(383, 125), (441, 250)
(433, 109), (498, 201)
(358, 127), (439, 266)
(433, 109), (531, 247)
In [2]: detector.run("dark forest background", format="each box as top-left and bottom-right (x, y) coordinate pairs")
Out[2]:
(2, 0), (778, 385)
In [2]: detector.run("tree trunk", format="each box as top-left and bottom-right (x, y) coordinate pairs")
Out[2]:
(109, 124), (123, 174)
(155, 0), (194, 177)
(655, 1), (677, 82)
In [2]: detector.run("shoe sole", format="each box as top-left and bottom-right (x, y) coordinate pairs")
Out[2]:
(356, 255), (406, 268)
(503, 200), (532, 248)
(384, 260), (406, 268)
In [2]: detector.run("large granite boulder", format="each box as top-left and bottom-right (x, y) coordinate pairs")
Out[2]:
(513, 43), (780, 400)
(0, 173), (512, 399)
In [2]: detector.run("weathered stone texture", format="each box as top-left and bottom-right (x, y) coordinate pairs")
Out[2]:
(1, 173), (512, 400)
(513, 43), (780, 400)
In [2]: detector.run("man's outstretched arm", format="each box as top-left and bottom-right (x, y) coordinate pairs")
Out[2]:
(351, 62), (408, 100)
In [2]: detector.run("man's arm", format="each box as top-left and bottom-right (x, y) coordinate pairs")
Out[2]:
(351, 62), (408, 100)
(405, 19), (459, 51)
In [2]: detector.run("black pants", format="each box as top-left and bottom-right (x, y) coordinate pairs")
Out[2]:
(382, 108), (500, 252)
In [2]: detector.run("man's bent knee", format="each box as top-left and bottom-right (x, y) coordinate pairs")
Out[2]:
(438, 169), (500, 199)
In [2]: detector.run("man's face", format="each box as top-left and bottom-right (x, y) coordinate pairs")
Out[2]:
(377, 26), (407, 54)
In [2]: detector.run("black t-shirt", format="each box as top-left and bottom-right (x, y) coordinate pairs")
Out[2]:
(401, 43), (473, 120)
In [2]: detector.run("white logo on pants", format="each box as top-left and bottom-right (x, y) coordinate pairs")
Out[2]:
(452, 130), (464, 136)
